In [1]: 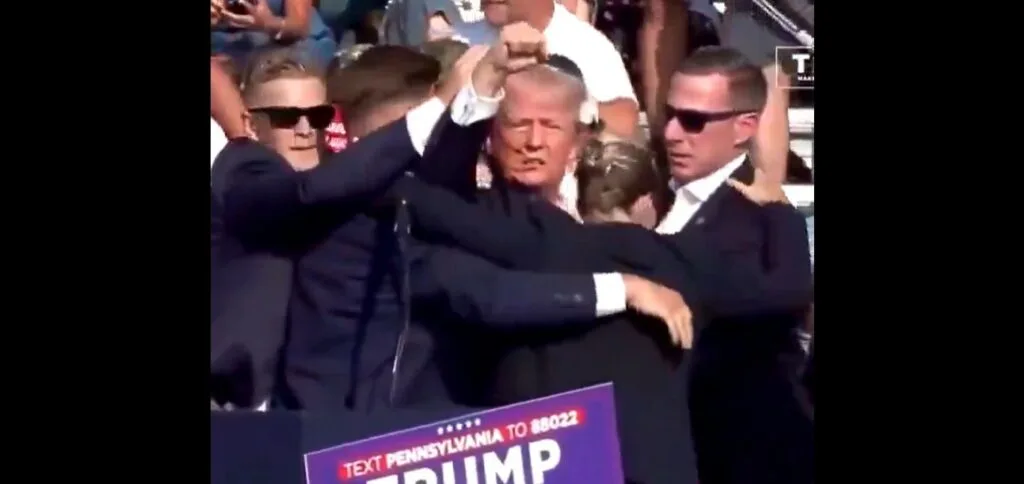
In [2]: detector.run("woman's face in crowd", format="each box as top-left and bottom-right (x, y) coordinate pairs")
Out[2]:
(245, 77), (327, 171)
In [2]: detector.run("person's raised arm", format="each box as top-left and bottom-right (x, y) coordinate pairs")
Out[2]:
(414, 23), (549, 198)
(639, 0), (685, 131)
(755, 64), (793, 184)
(221, 102), (439, 239)
(211, 58), (247, 138)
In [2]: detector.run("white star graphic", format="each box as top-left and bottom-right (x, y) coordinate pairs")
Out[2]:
(456, 423), (463, 431)
(436, 427), (444, 435)
(474, 418), (482, 426)
(464, 420), (474, 428)
(446, 425), (454, 433)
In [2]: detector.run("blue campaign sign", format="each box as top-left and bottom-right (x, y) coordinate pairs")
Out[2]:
(304, 383), (624, 483)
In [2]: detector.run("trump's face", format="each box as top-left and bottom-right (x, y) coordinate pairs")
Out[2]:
(491, 76), (582, 195)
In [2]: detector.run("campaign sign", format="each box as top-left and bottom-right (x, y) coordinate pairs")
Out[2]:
(304, 383), (623, 484)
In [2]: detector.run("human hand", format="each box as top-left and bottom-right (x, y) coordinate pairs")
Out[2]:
(211, 0), (225, 26)
(220, 0), (276, 31)
(725, 167), (789, 206)
(622, 274), (693, 349)
(472, 22), (547, 96)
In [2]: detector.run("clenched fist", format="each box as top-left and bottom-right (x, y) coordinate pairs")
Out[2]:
(472, 22), (548, 97)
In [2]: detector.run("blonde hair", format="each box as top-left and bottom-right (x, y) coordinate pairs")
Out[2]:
(240, 46), (324, 105)
(575, 134), (672, 219)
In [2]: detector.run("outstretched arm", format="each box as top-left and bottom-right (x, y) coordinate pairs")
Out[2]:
(221, 101), (443, 240)
(595, 215), (812, 319)
(674, 204), (813, 316)
(411, 246), (615, 327)
(401, 176), (571, 270)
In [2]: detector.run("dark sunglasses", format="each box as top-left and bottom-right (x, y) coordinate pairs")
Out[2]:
(664, 105), (756, 133)
(249, 105), (335, 130)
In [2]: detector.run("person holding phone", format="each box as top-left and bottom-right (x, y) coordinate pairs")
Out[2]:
(211, 0), (338, 69)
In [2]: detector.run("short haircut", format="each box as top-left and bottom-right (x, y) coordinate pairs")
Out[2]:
(504, 63), (588, 120)
(326, 45), (439, 126)
(419, 39), (470, 86)
(240, 46), (325, 105)
(677, 46), (767, 112)
(575, 135), (673, 220)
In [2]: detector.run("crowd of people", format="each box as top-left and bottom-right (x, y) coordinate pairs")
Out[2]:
(211, 1), (813, 483)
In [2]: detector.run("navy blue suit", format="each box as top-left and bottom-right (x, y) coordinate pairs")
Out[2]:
(212, 115), (602, 412)
(410, 113), (813, 484)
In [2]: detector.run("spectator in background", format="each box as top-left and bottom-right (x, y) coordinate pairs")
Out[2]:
(317, 0), (389, 47)
(449, 0), (640, 137)
(379, 0), (464, 46)
(419, 38), (470, 82)
(639, 0), (722, 129)
(211, 16), (249, 167)
(212, 0), (338, 69)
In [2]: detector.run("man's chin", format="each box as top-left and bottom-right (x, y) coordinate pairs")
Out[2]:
(508, 172), (550, 189)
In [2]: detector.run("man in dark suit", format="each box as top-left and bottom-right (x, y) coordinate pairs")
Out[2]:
(212, 46), (690, 412)
(656, 46), (813, 484)
(413, 36), (812, 482)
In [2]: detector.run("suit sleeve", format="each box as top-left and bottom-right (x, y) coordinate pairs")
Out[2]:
(411, 246), (600, 327)
(414, 85), (500, 200)
(402, 177), (556, 270)
(596, 207), (812, 318)
(671, 204), (813, 317)
(221, 114), (420, 240)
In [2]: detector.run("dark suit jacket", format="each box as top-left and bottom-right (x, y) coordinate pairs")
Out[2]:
(211, 152), (294, 408)
(216, 119), (432, 412)
(412, 114), (813, 484)
(663, 161), (814, 484)
(213, 115), (606, 412)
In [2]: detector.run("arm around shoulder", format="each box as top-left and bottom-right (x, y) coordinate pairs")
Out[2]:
(222, 116), (420, 237)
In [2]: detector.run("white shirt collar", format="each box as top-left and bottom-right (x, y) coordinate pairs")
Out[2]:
(674, 153), (747, 202)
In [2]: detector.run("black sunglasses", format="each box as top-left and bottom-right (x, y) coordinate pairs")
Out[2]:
(664, 105), (756, 133)
(249, 105), (335, 130)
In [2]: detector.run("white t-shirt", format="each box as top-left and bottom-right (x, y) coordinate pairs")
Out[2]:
(211, 118), (228, 169)
(451, 3), (637, 104)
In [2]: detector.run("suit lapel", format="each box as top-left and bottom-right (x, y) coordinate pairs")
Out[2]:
(680, 157), (754, 236)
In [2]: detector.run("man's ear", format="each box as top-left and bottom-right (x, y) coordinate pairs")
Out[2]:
(733, 112), (760, 146)
(242, 111), (258, 141)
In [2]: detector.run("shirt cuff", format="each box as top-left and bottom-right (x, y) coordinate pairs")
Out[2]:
(593, 272), (627, 317)
(450, 83), (503, 126)
(405, 96), (448, 155)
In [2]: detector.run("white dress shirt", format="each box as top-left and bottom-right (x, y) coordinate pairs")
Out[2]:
(451, 2), (637, 104)
(656, 154), (746, 234)
(211, 117), (229, 170)
(408, 85), (628, 317)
